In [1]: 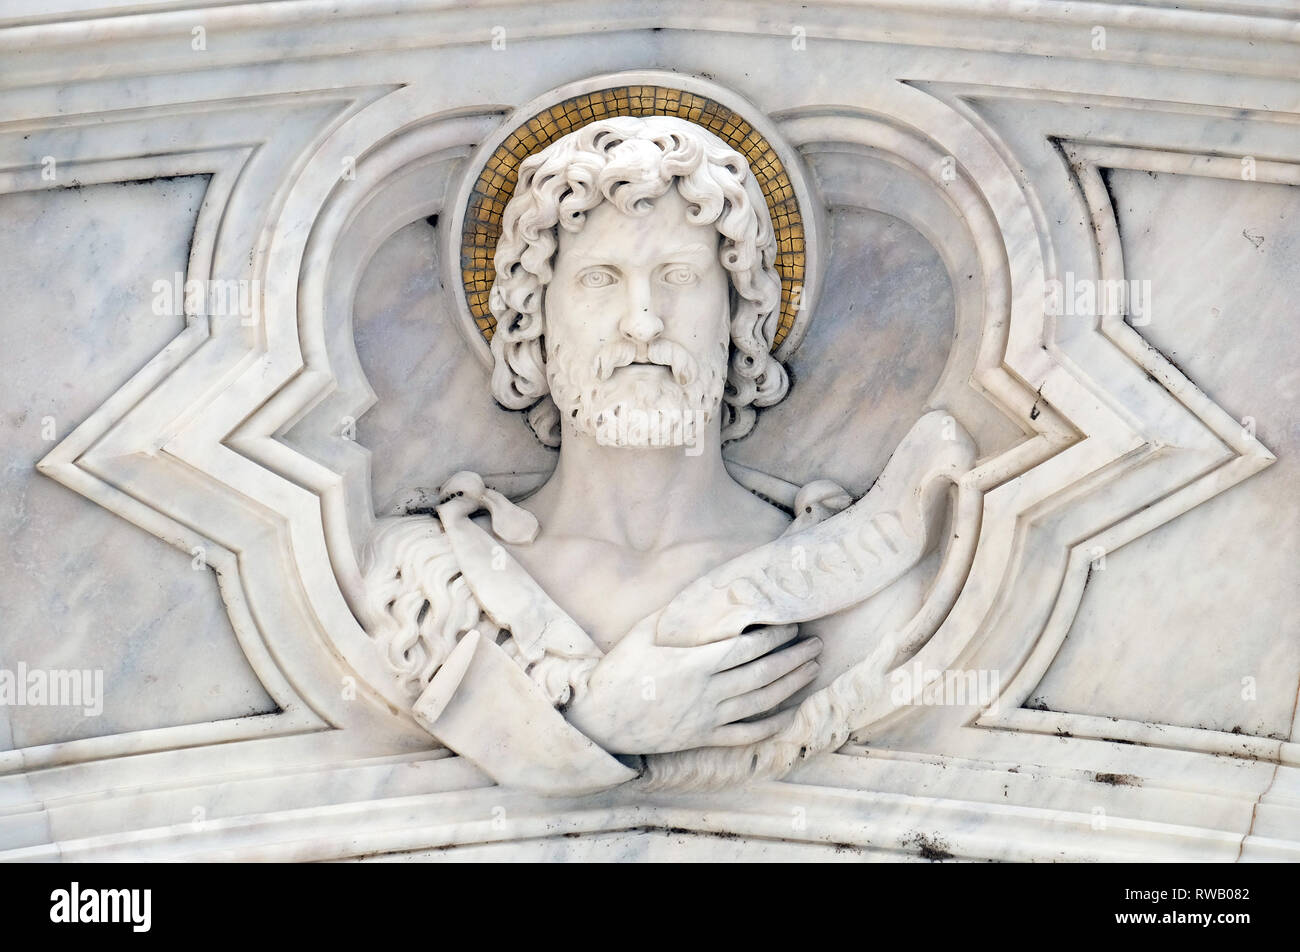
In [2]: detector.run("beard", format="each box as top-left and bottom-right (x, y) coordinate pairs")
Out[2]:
(547, 337), (727, 448)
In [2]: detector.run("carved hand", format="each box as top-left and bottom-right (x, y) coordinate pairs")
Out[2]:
(564, 619), (821, 755)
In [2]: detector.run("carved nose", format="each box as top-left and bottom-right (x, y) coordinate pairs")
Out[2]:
(619, 282), (664, 344)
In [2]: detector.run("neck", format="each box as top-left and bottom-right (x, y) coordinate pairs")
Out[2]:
(523, 414), (739, 552)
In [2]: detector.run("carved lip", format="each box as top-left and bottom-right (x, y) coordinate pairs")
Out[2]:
(616, 359), (672, 372)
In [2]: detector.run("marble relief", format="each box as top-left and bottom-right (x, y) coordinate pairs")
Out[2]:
(358, 113), (974, 794)
(1, 1), (1297, 862)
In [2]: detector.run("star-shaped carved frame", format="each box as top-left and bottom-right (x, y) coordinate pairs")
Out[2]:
(15, 62), (1286, 856)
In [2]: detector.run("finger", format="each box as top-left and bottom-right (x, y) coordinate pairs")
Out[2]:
(707, 707), (798, 747)
(711, 636), (822, 700)
(711, 624), (799, 671)
(715, 660), (820, 725)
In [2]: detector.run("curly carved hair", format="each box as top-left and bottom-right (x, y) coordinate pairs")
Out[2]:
(487, 115), (789, 446)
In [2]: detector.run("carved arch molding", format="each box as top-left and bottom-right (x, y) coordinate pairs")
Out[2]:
(2, 1), (1297, 860)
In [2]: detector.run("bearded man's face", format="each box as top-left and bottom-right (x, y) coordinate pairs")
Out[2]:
(542, 187), (730, 448)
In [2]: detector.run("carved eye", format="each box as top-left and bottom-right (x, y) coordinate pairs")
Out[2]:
(662, 266), (698, 286)
(578, 267), (618, 289)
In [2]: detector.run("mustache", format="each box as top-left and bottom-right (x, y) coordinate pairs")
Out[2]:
(593, 338), (700, 386)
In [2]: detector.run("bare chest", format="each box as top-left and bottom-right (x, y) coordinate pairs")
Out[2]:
(503, 534), (747, 652)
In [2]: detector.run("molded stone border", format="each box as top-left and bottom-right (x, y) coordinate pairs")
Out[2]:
(1, 3), (1295, 860)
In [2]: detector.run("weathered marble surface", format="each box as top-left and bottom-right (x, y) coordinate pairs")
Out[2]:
(0, 0), (1297, 861)
(0, 177), (274, 749)
(1033, 170), (1300, 738)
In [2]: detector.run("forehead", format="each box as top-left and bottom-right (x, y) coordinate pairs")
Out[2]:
(557, 187), (720, 264)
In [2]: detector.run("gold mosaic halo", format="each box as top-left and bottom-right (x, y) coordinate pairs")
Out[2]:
(460, 85), (806, 351)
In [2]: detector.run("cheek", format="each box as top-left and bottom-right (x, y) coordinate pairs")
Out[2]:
(543, 286), (612, 359)
(542, 284), (579, 339)
(703, 274), (732, 340)
(664, 276), (729, 332)
(666, 297), (729, 371)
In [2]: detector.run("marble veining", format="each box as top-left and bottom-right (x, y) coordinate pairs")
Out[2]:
(1, 0), (1296, 862)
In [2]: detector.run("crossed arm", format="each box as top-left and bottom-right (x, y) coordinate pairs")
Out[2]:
(412, 615), (822, 796)
(565, 620), (820, 755)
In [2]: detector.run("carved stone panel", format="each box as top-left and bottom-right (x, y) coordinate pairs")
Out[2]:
(1, 0), (1297, 862)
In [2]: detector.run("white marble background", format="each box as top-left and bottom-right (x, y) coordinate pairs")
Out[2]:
(0, 0), (1297, 861)
(0, 177), (274, 749)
